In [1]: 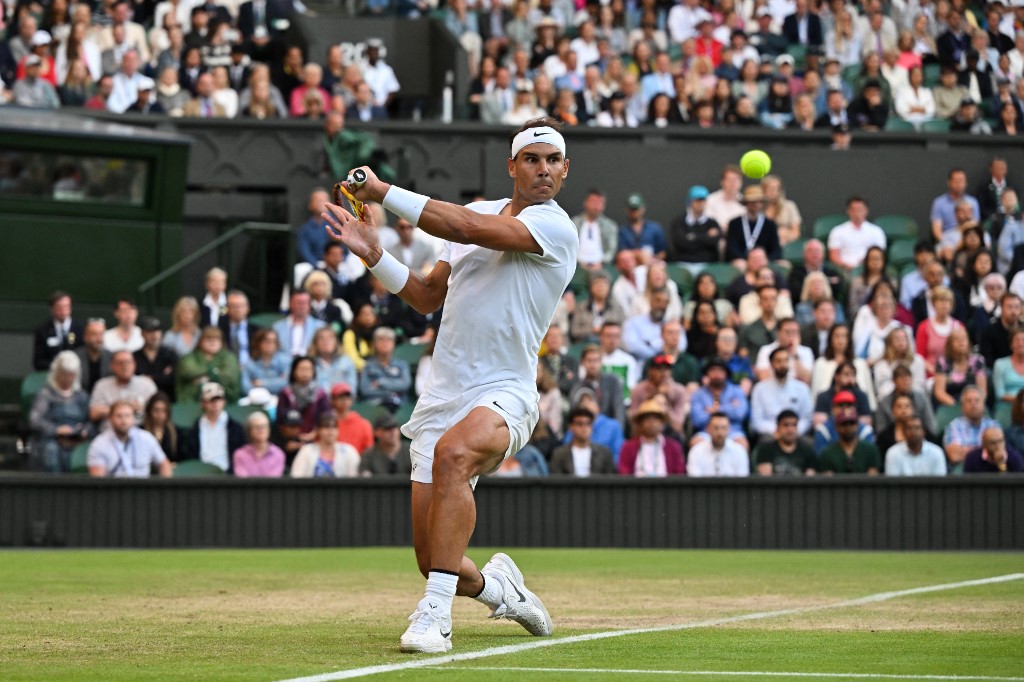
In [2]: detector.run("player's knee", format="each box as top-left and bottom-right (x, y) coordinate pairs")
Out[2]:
(433, 440), (478, 481)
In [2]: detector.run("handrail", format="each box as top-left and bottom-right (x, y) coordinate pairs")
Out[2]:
(137, 221), (291, 297)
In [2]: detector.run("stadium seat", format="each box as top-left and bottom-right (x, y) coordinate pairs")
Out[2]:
(173, 460), (226, 477)
(567, 340), (589, 360)
(888, 239), (917, 267)
(995, 402), (1013, 428)
(781, 239), (806, 265)
(935, 405), (962, 434)
(70, 441), (91, 474)
(921, 119), (951, 133)
(698, 263), (741, 289)
(785, 43), (807, 70)
(875, 215), (920, 241)
(249, 312), (284, 328)
(923, 63), (941, 87)
(20, 371), (48, 420)
(884, 118), (917, 132)
(353, 400), (388, 423)
(227, 404), (261, 424)
(812, 214), (846, 240)
(842, 64), (861, 85)
(395, 401), (415, 428)
(393, 342), (427, 369)
(666, 263), (694, 298)
(171, 402), (202, 430)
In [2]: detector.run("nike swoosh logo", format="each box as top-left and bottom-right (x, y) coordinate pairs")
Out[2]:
(509, 582), (527, 603)
(493, 401), (507, 413)
(440, 629), (451, 639)
(533, 131), (548, 137)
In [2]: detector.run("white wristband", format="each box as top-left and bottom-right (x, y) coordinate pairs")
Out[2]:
(382, 185), (429, 227)
(369, 249), (410, 294)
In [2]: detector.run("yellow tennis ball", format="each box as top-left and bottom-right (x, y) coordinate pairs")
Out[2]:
(740, 150), (772, 179)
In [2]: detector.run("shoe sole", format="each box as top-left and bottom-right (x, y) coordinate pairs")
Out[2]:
(488, 553), (553, 637)
(400, 638), (452, 654)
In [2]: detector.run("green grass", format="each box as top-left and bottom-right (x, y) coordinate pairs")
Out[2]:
(0, 549), (1021, 681)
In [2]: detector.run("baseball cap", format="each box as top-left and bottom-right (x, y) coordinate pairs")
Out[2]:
(374, 413), (399, 429)
(833, 390), (856, 405)
(137, 76), (155, 91)
(331, 382), (353, 398)
(651, 354), (675, 367)
(280, 409), (303, 426)
(366, 38), (384, 49)
(627, 192), (645, 209)
(755, 6), (772, 17)
(139, 316), (162, 332)
(688, 185), (710, 201)
(24, 54), (42, 67)
(776, 54), (795, 66)
(515, 79), (534, 93)
(200, 382), (225, 401)
(31, 30), (51, 47)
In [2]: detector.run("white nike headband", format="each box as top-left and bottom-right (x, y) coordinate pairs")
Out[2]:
(510, 126), (567, 160)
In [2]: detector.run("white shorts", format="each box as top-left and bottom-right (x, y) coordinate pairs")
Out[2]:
(402, 384), (540, 488)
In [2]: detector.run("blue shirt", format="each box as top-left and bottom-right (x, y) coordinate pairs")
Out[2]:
(297, 216), (331, 265)
(618, 220), (667, 255)
(885, 441), (947, 476)
(930, 192), (980, 235)
(690, 382), (749, 433)
(640, 71), (676, 105)
(944, 416), (1000, 449)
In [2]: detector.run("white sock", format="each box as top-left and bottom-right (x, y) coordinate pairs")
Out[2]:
(424, 571), (458, 613)
(474, 572), (504, 610)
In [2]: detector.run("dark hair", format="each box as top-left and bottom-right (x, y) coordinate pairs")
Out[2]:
(846, 195), (868, 208)
(892, 364), (913, 379)
(143, 392), (177, 454)
(948, 167), (966, 179)
(324, 241), (343, 254)
(824, 323), (854, 363)
(864, 245), (887, 275)
(966, 249), (994, 288)
(1012, 388), (1024, 427)
(115, 297), (137, 309)
(317, 412), (338, 428)
(508, 117), (564, 155)
(756, 284), (779, 297)
(694, 273), (719, 301)
(288, 355), (317, 384)
(585, 187), (605, 198)
(769, 346), (789, 362)
(690, 300), (718, 328)
(777, 409), (798, 424)
(832, 361), (856, 386)
(709, 411), (730, 424)
(50, 290), (70, 306)
(250, 327), (278, 361)
(914, 239), (933, 255)
(580, 344), (601, 360)
(813, 297), (836, 311)
(568, 407), (595, 423)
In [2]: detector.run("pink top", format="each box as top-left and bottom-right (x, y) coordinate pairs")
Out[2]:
(232, 443), (286, 477)
(915, 317), (964, 377)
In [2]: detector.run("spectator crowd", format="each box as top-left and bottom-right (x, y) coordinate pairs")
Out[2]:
(2, 0), (1024, 138)
(23, 154), (1024, 478)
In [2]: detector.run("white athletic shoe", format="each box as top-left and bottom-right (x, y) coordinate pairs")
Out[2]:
(399, 597), (453, 654)
(481, 552), (553, 636)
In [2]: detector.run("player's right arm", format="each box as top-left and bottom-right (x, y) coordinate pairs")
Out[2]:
(393, 260), (451, 315)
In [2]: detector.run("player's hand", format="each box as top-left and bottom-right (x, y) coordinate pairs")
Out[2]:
(323, 201), (383, 266)
(342, 166), (389, 204)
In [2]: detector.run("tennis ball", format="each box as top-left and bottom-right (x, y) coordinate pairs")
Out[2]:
(740, 150), (772, 179)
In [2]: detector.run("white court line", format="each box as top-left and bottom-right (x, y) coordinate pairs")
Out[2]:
(426, 667), (1024, 681)
(276, 572), (1024, 682)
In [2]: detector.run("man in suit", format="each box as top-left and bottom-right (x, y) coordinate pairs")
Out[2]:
(571, 188), (619, 270)
(345, 81), (388, 122)
(218, 290), (261, 364)
(33, 291), (85, 371)
(477, 0), (513, 52)
(386, 218), (437, 274)
(75, 319), (113, 394)
(549, 407), (616, 476)
(272, 290), (325, 356)
(976, 157), (1015, 222)
(937, 10), (971, 66)
(782, 0), (823, 48)
(857, 10), (897, 58)
(911, 260), (969, 329)
(183, 72), (228, 117)
(98, 1), (151, 63)
(801, 299), (837, 359)
(568, 344), (626, 426)
(238, 0), (293, 48)
(787, 239), (844, 301)
(480, 65), (514, 124)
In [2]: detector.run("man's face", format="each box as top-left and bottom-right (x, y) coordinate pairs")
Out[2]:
(948, 171), (967, 196)
(650, 292), (670, 321)
(84, 322), (105, 350)
(955, 202), (973, 225)
(925, 263), (945, 289)
(374, 335), (395, 358)
(892, 396), (914, 423)
(639, 414), (663, 438)
(779, 322), (799, 347)
(748, 249), (768, 273)
(814, 301), (836, 330)
(202, 395), (225, 419)
(1004, 297), (1022, 323)
(904, 419), (924, 449)
(110, 405), (135, 437)
(227, 294), (249, 322)
(847, 200), (867, 224)
(837, 418), (859, 441)
(375, 424), (399, 448)
(804, 241), (823, 268)
(983, 429), (1007, 462)
(771, 351), (789, 379)
(722, 170), (742, 194)
(545, 327), (564, 352)
(716, 330), (737, 356)
(52, 296), (71, 322)
(112, 352), (135, 381)
(115, 302), (137, 327)
(707, 366), (726, 390)
(961, 390), (983, 420)
(508, 144), (569, 205)
(599, 326), (621, 352)
(836, 365), (856, 388)
(583, 193), (605, 217)
(759, 289), (778, 315)
(709, 417), (729, 449)
(196, 74), (214, 98)
(290, 293), (310, 318)
(569, 414), (593, 443)
(662, 322), (682, 350)
(992, 159), (1008, 181)
(778, 416), (798, 445)
(582, 351), (601, 377)
(397, 219), (415, 244)
(615, 250), (636, 275)
(323, 245), (343, 269)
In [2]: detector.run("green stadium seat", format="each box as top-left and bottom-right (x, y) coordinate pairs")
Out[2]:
(395, 401), (415, 428)
(393, 342), (427, 368)
(249, 312), (284, 328)
(935, 405), (962, 434)
(227, 403), (261, 424)
(884, 117), (917, 132)
(995, 402), (1013, 429)
(567, 340), (589, 360)
(842, 64), (861, 85)
(698, 263), (741, 289)
(923, 63), (941, 87)
(666, 263), (694, 298)
(171, 402), (202, 430)
(353, 400), (387, 423)
(888, 239), (917, 267)
(173, 460), (227, 477)
(20, 371), (48, 419)
(785, 43), (807, 70)
(875, 215), (921, 241)
(782, 239), (806, 265)
(812, 214), (847, 240)
(70, 441), (91, 474)
(921, 119), (951, 133)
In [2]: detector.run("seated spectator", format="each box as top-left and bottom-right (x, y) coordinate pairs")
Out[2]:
(899, 241), (942, 310)
(628, 355), (689, 436)
(686, 301), (720, 360)
(413, 337), (435, 397)
(242, 328), (291, 396)
(795, 276), (843, 329)
(725, 185), (781, 266)
(13, 55), (60, 108)
(629, 260), (684, 321)
(817, 408), (882, 475)
(728, 249), (784, 310)
(232, 411), (286, 478)
(788, 239), (844, 301)
(980, 293), (1022, 369)
(872, 326), (927, 400)
(847, 246), (898, 320)
(622, 289), (683, 361)
(568, 345), (625, 427)
(330, 382), (374, 454)
(915, 286), (965, 378)
(303, 271), (343, 331)
(715, 327), (754, 395)
(995, 327), (1024, 404)
(549, 406), (616, 476)
(933, 328), (987, 407)
(943, 386), (999, 471)
(199, 268), (228, 330)
(738, 267), (794, 326)
(571, 271), (626, 344)
(827, 196), (886, 272)
(176, 326), (240, 404)
(690, 357), (749, 448)
(813, 359), (873, 422)
(141, 392), (177, 462)
(273, 291), (326, 357)
(309, 327), (357, 397)
(102, 298), (143, 353)
(277, 356), (332, 439)
(539, 325), (579, 396)
(291, 413), (360, 478)
(33, 290), (84, 371)
(134, 317), (177, 400)
(179, 382), (245, 473)
(683, 273), (737, 329)
(852, 283), (910, 365)
(74, 319), (112, 394)
(183, 72), (228, 117)
(814, 388), (875, 453)
(931, 169), (981, 262)
(536, 364), (564, 438)
(755, 318), (814, 384)
(571, 189), (619, 272)
(597, 321), (641, 393)
(159, 297), (200, 360)
(29, 351), (93, 473)
(89, 351), (157, 429)
(665, 185), (722, 265)
(618, 193), (666, 262)
(949, 97), (992, 135)
(738, 285), (780, 359)
(296, 188), (331, 267)
(705, 164), (745, 230)
(894, 65), (935, 126)
(964, 426), (1024, 473)
(875, 365), (938, 435)
(810, 322), (876, 407)
(953, 249), (996, 320)
(359, 327), (412, 410)
(270, 408), (304, 467)
(802, 298), (839, 361)
(610, 249), (647, 313)
(687, 412), (750, 477)
(618, 399), (686, 476)
(750, 348), (813, 443)
(847, 79), (888, 131)
(220, 290), (259, 364)
(359, 413), (412, 476)
(289, 62), (328, 117)
(342, 302), (377, 373)
(885, 416), (946, 476)
(87, 401), (172, 477)
(755, 409), (817, 476)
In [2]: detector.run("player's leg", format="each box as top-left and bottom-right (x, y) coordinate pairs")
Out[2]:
(410, 481), (484, 597)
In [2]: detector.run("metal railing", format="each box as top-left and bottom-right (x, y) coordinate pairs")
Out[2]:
(136, 221), (293, 313)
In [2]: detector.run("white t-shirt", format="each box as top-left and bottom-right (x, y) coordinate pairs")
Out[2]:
(571, 445), (592, 477)
(578, 219), (604, 265)
(755, 341), (815, 379)
(827, 221), (887, 267)
(686, 439), (750, 477)
(423, 199), (578, 401)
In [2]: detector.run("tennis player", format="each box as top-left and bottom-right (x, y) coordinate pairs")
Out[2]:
(322, 117), (578, 653)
